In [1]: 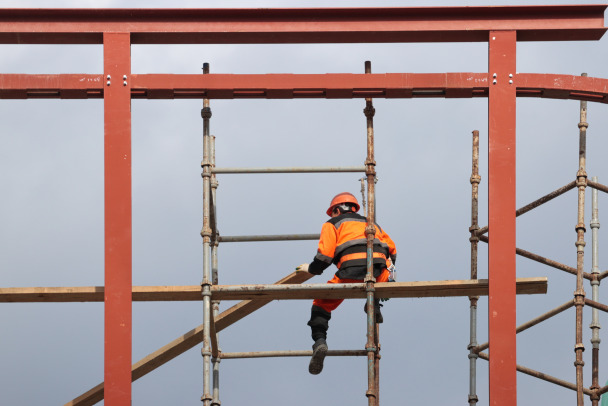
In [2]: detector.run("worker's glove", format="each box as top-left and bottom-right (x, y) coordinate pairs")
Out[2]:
(295, 263), (310, 273)
(387, 264), (396, 282)
(380, 264), (397, 302)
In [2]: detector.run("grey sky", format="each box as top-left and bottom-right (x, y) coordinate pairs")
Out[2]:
(0, 1), (607, 405)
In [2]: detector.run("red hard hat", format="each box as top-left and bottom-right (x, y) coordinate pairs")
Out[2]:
(326, 192), (360, 216)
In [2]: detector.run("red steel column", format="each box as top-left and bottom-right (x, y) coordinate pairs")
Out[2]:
(103, 32), (132, 406)
(488, 30), (517, 406)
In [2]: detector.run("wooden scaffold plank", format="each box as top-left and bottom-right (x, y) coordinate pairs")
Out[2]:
(1, 277), (547, 303)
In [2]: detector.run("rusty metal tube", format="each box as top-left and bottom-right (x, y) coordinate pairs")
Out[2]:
(588, 180), (608, 195)
(212, 166), (366, 174)
(200, 62), (213, 406)
(597, 384), (608, 397)
(363, 60), (378, 406)
(475, 300), (575, 353)
(478, 352), (593, 396)
(468, 130), (480, 406)
(220, 350), (368, 359)
(590, 176), (601, 405)
(210, 129), (221, 406)
(478, 235), (592, 279)
(516, 180), (578, 217)
(476, 180), (578, 236)
(574, 77), (588, 406)
(219, 233), (319, 243)
(585, 298), (608, 314)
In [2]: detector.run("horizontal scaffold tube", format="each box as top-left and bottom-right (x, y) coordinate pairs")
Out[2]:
(0, 277), (547, 303)
(220, 350), (367, 359)
(219, 234), (319, 243)
(212, 166), (365, 174)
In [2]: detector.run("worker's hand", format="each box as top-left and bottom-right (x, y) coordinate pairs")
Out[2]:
(295, 263), (310, 273)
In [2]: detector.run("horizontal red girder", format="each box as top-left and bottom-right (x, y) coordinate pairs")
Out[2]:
(0, 73), (606, 104)
(0, 5), (605, 44)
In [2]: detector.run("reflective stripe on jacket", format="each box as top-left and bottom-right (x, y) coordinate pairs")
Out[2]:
(310, 212), (397, 280)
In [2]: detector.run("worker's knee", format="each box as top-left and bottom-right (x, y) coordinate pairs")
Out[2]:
(307, 305), (331, 329)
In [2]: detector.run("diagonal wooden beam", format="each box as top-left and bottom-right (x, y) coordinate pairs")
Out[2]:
(63, 271), (313, 406)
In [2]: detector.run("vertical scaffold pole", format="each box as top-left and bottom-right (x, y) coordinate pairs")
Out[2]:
(200, 62), (214, 405)
(575, 75), (588, 406)
(468, 130), (481, 406)
(363, 60), (378, 405)
(590, 176), (601, 406)
(206, 63), (222, 406)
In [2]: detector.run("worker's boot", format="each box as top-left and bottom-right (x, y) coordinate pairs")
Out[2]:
(363, 299), (384, 323)
(307, 306), (331, 375)
(309, 337), (328, 375)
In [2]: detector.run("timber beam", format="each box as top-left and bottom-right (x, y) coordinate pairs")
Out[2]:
(1, 277), (547, 303)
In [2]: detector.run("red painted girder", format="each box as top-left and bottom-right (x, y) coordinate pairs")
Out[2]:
(0, 74), (102, 98)
(131, 72), (488, 99)
(103, 32), (132, 406)
(517, 73), (608, 102)
(0, 5), (604, 44)
(1, 73), (607, 103)
(487, 30), (517, 406)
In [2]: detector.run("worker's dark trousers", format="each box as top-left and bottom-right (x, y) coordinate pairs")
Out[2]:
(307, 305), (331, 341)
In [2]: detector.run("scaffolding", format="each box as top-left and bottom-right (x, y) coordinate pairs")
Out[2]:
(0, 5), (607, 406)
(467, 85), (608, 405)
(198, 60), (387, 404)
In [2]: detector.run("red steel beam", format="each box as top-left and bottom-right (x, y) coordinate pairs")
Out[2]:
(488, 31), (517, 406)
(0, 72), (607, 103)
(0, 5), (604, 44)
(103, 32), (132, 406)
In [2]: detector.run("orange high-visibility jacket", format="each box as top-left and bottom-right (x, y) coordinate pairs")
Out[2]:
(309, 212), (397, 279)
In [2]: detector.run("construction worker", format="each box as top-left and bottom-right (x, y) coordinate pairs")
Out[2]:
(296, 192), (397, 375)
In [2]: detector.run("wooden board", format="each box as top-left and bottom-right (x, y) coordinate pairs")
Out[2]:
(3, 277), (547, 303)
(64, 271), (313, 406)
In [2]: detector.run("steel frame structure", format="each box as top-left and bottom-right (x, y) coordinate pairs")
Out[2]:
(0, 5), (607, 406)
(468, 95), (608, 405)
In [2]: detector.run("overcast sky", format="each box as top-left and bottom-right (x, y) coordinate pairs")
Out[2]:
(0, 1), (607, 405)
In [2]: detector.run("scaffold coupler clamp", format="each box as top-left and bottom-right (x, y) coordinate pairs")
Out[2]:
(468, 225), (480, 243)
(363, 104), (376, 118)
(201, 107), (212, 120)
